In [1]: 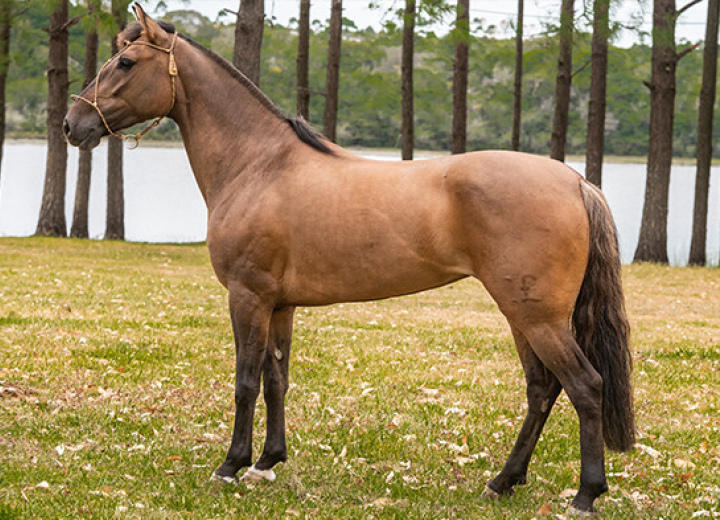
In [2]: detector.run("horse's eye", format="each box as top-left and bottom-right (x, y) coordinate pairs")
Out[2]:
(118, 57), (135, 71)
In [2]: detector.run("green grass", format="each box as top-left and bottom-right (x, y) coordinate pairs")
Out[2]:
(0, 237), (718, 519)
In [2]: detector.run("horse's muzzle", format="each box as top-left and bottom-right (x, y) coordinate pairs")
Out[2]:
(63, 114), (104, 150)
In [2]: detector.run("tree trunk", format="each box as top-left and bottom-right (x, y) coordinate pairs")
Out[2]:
(296, 0), (311, 119)
(0, 0), (11, 190)
(634, 0), (677, 263)
(585, 0), (610, 187)
(550, 0), (574, 162)
(105, 0), (126, 241)
(323, 0), (342, 141)
(401, 0), (415, 161)
(36, 0), (69, 237)
(689, 0), (720, 266)
(71, 0), (100, 239)
(234, 0), (264, 86)
(511, 0), (523, 151)
(451, 0), (469, 155)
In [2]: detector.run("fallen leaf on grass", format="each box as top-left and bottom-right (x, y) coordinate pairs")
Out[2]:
(559, 489), (576, 499)
(371, 498), (395, 508)
(21, 481), (51, 501)
(674, 458), (696, 469)
(538, 503), (553, 515)
(636, 443), (661, 459)
(0, 386), (20, 398)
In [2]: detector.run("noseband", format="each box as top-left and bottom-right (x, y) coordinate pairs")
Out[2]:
(71, 32), (178, 147)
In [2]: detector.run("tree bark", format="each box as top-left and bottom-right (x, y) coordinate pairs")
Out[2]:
(71, 0), (100, 239)
(550, 0), (574, 162)
(323, 0), (342, 141)
(634, 0), (677, 263)
(296, 0), (311, 119)
(36, 0), (69, 237)
(585, 0), (610, 187)
(451, 0), (469, 155)
(401, 0), (415, 161)
(234, 0), (264, 86)
(511, 0), (523, 151)
(689, 0), (720, 266)
(105, 0), (126, 241)
(0, 0), (11, 191)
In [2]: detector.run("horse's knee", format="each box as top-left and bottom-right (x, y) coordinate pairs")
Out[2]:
(235, 379), (261, 407)
(526, 380), (559, 413)
(566, 371), (603, 419)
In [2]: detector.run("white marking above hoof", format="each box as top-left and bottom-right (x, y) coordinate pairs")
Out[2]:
(240, 465), (276, 484)
(481, 485), (501, 499)
(209, 472), (238, 486)
(568, 505), (598, 517)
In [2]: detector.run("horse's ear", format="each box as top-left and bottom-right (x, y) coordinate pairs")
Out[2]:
(132, 3), (163, 43)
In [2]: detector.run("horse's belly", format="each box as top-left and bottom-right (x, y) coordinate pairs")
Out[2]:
(279, 240), (470, 306)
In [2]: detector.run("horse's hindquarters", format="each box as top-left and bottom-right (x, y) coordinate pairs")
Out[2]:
(447, 152), (590, 329)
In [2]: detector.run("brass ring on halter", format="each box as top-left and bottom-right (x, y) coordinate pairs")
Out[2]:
(126, 135), (140, 150)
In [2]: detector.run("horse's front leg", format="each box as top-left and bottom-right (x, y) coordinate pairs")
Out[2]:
(212, 287), (274, 484)
(251, 306), (295, 479)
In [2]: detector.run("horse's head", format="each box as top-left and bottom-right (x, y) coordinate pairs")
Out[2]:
(64, 4), (178, 149)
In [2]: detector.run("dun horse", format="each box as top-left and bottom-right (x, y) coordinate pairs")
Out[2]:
(64, 5), (634, 514)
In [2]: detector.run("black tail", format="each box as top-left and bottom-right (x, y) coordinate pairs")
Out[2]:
(573, 180), (635, 452)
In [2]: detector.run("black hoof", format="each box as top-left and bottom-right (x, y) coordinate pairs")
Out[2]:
(481, 483), (515, 499)
(210, 471), (239, 486)
(569, 504), (598, 517)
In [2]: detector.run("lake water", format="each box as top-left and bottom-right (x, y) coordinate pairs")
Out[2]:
(1, 141), (718, 266)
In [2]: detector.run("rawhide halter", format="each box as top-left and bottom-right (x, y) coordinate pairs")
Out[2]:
(71, 32), (178, 148)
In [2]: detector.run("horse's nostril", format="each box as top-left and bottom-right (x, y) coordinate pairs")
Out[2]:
(63, 118), (70, 136)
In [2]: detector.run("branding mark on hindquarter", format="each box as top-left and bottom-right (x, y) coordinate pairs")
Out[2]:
(520, 275), (543, 303)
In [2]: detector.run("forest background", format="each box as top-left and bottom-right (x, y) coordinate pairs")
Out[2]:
(7, 2), (712, 156)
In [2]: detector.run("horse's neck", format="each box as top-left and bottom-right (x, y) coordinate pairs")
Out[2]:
(171, 41), (296, 206)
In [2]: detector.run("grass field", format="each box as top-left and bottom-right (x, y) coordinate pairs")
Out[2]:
(0, 237), (718, 519)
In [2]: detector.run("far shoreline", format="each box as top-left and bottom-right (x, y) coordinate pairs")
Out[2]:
(5, 137), (713, 166)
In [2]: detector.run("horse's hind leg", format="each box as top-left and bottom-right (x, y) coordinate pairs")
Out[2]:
(485, 326), (562, 498)
(251, 306), (295, 478)
(521, 323), (608, 513)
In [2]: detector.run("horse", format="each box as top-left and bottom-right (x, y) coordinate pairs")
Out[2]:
(64, 5), (634, 514)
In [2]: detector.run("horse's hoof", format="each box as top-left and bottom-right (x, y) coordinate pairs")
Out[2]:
(481, 485), (502, 499)
(568, 505), (598, 517)
(240, 465), (276, 484)
(209, 472), (239, 486)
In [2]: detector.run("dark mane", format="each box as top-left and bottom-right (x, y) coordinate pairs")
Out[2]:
(120, 22), (334, 155)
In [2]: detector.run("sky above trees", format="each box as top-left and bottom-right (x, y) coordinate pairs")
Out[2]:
(156, 0), (709, 47)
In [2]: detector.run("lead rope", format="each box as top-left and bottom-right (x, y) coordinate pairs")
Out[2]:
(71, 32), (178, 148)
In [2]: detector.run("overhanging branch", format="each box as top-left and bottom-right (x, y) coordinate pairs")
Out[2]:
(677, 41), (701, 61)
(61, 14), (84, 31)
(572, 59), (591, 79)
(677, 0), (702, 18)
